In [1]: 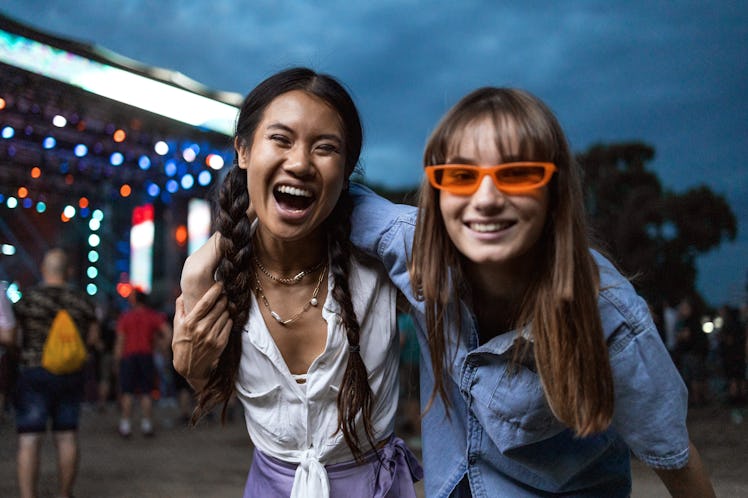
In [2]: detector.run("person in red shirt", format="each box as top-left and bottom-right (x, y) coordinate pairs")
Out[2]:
(114, 290), (171, 437)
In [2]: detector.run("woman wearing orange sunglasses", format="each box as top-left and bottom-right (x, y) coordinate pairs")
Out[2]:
(176, 87), (715, 497)
(349, 87), (714, 497)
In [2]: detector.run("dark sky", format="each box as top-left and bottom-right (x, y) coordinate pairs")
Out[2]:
(2, 0), (746, 306)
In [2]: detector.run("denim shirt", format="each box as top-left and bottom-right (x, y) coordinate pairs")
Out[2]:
(349, 183), (690, 497)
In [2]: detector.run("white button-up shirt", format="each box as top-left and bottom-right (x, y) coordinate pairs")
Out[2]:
(235, 256), (400, 497)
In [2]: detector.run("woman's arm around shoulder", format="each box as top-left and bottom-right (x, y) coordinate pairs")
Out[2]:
(348, 182), (417, 257)
(349, 182), (420, 307)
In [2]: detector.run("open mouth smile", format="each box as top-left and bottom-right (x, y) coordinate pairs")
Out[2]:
(274, 184), (315, 212)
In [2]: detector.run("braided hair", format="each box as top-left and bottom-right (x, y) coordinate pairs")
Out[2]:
(324, 192), (377, 460)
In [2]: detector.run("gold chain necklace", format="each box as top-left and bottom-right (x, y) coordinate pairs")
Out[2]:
(253, 256), (325, 285)
(254, 265), (327, 326)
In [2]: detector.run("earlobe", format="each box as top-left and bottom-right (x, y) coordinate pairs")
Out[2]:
(236, 141), (249, 170)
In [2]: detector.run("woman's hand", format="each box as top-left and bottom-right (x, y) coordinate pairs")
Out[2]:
(172, 282), (232, 391)
(180, 232), (223, 313)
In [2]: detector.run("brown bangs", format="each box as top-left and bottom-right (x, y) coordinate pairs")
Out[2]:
(424, 90), (559, 167)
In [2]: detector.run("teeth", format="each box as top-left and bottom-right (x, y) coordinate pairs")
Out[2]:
(276, 185), (312, 198)
(471, 222), (509, 233)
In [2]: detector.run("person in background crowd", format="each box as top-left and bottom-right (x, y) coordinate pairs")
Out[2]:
(675, 297), (710, 406)
(396, 311), (420, 445)
(0, 279), (18, 422)
(1, 248), (99, 498)
(717, 304), (746, 406)
(95, 295), (119, 412)
(114, 289), (171, 437)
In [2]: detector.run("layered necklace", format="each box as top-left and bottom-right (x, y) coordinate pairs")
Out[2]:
(253, 256), (325, 285)
(253, 256), (327, 326)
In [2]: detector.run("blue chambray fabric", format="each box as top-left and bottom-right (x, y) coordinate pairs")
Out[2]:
(349, 183), (689, 497)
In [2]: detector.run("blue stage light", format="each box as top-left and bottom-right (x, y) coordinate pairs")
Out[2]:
(181, 174), (195, 190)
(198, 170), (212, 186)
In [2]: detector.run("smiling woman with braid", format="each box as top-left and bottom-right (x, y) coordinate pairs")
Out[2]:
(171, 68), (422, 498)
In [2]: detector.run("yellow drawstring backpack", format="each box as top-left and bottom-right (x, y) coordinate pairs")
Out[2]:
(41, 309), (87, 374)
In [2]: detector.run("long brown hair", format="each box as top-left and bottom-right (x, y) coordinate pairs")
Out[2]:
(194, 67), (376, 458)
(411, 87), (614, 436)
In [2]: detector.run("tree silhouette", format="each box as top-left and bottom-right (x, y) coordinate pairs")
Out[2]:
(578, 142), (737, 306)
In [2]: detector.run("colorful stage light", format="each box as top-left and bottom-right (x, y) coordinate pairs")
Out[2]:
(180, 174), (194, 190)
(146, 182), (160, 197)
(154, 140), (169, 155)
(110, 152), (124, 166)
(197, 170), (212, 186)
(182, 144), (198, 162)
(164, 159), (177, 177)
(206, 153), (224, 170)
(175, 225), (187, 246)
(138, 155), (151, 170)
(74, 144), (88, 157)
(113, 129), (126, 142)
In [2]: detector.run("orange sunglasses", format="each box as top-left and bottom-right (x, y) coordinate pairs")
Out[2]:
(425, 162), (557, 195)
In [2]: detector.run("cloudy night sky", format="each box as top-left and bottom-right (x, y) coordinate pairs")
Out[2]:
(2, 0), (746, 306)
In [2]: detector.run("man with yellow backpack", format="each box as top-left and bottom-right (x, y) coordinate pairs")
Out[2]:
(0, 248), (99, 498)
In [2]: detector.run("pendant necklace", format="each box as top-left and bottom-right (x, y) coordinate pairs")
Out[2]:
(253, 256), (325, 285)
(254, 264), (327, 326)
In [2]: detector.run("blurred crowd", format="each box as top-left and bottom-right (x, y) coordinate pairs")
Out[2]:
(653, 298), (748, 409)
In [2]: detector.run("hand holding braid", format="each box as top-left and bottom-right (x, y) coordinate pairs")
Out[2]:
(173, 233), (227, 390)
(193, 166), (255, 420)
(172, 282), (232, 392)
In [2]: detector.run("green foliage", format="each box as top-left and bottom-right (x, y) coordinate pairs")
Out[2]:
(578, 142), (737, 305)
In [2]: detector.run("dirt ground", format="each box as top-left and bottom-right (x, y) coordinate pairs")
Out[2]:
(1, 401), (746, 497)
